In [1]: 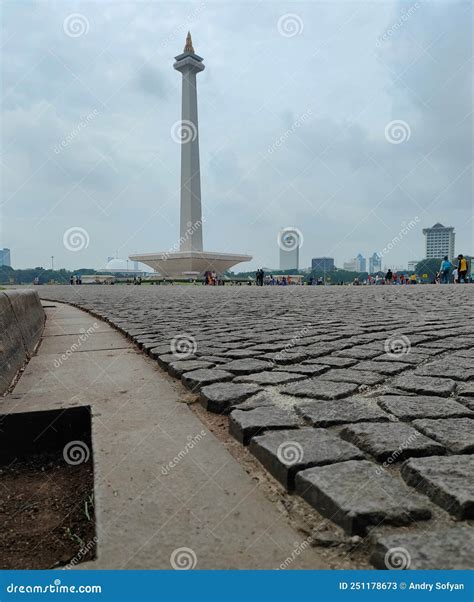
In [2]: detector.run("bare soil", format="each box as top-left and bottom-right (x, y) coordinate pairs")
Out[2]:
(0, 453), (95, 569)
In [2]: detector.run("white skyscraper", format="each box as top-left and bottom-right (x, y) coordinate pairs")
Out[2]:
(278, 227), (301, 270)
(422, 223), (455, 259)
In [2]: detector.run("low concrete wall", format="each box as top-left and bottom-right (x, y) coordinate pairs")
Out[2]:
(0, 289), (45, 395)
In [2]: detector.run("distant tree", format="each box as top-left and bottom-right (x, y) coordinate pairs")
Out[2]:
(415, 258), (443, 281)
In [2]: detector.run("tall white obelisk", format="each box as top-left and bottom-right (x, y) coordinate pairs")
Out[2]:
(174, 32), (204, 252)
(129, 34), (252, 277)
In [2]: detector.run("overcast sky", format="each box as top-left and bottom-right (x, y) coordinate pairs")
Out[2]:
(2, 0), (472, 271)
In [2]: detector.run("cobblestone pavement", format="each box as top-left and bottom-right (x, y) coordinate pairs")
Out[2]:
(40, 284), (474, 569)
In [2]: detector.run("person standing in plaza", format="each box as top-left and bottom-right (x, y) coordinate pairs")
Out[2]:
(385, 269), (393, 284)
(457, 254), (469, 283)
(439, 256), (452, 284)
(452, 266), (459, 284)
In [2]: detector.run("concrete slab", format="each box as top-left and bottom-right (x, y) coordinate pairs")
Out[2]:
(1, 302), (328, 570)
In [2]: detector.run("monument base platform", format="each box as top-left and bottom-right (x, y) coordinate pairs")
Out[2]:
(129, 251), (252, 278)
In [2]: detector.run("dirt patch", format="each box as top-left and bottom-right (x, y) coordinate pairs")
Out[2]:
(0, 452), (95, 569)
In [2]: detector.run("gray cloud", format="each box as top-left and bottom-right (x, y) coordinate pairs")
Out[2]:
(1, 0), (472, 271)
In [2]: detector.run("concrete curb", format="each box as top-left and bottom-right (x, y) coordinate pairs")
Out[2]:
(0, 289), (45, 394)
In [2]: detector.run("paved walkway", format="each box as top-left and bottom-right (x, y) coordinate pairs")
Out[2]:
(1, 301), (327, 569)
(36, 285), (474, 569)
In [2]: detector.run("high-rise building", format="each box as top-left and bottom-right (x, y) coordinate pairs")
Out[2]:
(422, 223), (455, 259)
(355, 253), (366, 272)
(343, 259), (357, 271)
(0, 248), (11, 267)
(279, 227), (301, 270)
(368, 252), (382, 273)
(311, 257), (334, 272)
(407, 260), (420, 271)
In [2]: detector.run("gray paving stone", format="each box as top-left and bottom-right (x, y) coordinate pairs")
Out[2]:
(168, 359), (215, 377)
(181, 369), (233, 391)
(156, 352), (196, 367)
(295, 460), (431, 535)
(351, 361), (411, 376)
(377, 395), (473, 420)
(278, 365), (330, 376)
(319, 369), (385, 386)
(415, 360), (474, 381)
(392, 375), (456, 397)
(233, 371), (307, 385)
(249, 428), (364, 489)
(296, 399), (390, 427)
(340, 422), (445, 462)
(335, 347), (383, 360)
(370, 524), (473, 569)
(303, 356), (358, 368)
(230, 391), (277, 412)
(221, 358), (274, 375)
(281, 379), (358, 400)
(229, 406), (300, 445)
(457, 383), (474, 397)
(412, 418), (474, 454)
(199, 382), (262, 413)
(401, 455), (474, 519)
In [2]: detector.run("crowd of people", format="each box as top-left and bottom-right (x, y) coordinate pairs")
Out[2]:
(69, 274), (82, 285)
(438, 254), (470, 284)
